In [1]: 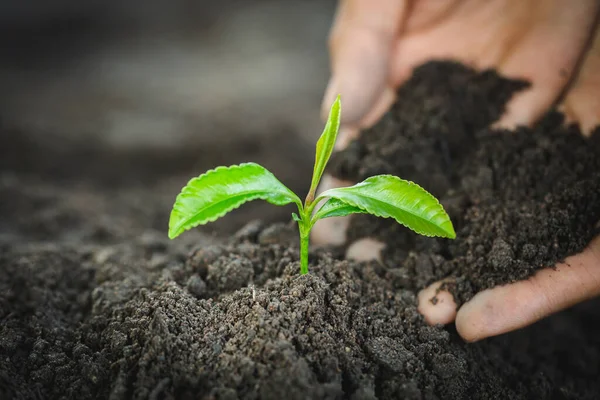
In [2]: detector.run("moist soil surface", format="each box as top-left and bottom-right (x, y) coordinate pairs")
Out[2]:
(332, 62), (600, 305)
(2, 61), (600, 400)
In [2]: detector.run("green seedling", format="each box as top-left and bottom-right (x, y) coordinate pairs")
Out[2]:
(168, 96), (456, 274)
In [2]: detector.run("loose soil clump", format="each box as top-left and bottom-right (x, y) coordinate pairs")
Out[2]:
(1, 61), (600, 399)
(332, 61), (600, 304)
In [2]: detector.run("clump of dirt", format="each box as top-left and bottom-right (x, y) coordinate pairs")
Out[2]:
(2, 221), (600, 400)
(1, 61), (600, 399)
(331, 61), (600, 304)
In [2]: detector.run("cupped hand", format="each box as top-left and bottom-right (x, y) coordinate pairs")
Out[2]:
(322, 0), (600, 140)
(314, 0), (600, 341)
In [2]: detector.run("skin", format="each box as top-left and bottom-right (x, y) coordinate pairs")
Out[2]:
(313, 0), (600, 342)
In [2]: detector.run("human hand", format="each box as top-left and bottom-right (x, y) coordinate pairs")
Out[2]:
(417, 236), (600, 342)
(322, 0), (600, 141)
(314, 0), (600, 341)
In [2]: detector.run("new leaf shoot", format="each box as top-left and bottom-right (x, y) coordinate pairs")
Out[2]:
(168, 96), (455, 274)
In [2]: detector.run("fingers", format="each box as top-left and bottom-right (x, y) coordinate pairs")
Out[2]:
(418, 235), (600, 342)
(323, 0), (407, 128)
(494, 0), (600, 129)
(345, 237), (386, 262)
(558, 22), (600, 136)
(417, 281), (458, 325)
(456, 235), (600, 342)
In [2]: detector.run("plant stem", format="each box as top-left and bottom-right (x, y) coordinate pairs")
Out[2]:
(298, 203), (317, 275)
(300, 231), (309, 275)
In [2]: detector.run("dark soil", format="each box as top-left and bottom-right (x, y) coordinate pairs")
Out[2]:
(331, 61), (600, 304)
(2, 61), (600, 400)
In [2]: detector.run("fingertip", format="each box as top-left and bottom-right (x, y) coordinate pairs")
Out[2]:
(346, 237), (386, 262)
(328, 88), (394, 152)
(492, 88), (551, 130)
(311, 216), (350, 246)
(556, 23), (600, 136)
(455, 289), (499, 342)
(417, 282), (458, 326)
(455, 278), (552, 342)
(335, 126), (359, 151)
(321, 62), (387, 127)
(359, 86), (396, 129)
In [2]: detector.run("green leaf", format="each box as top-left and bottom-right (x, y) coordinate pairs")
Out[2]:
(313, 198), (366, 220)
(318, 175), (456, 239)
(307, 95), (341, 202)
(169, 162), (301, 239)
(292, 212), (301, 222)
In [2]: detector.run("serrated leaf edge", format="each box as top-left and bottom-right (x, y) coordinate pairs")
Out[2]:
(169, 162), (301, 239)
(319, 175), (456, 239)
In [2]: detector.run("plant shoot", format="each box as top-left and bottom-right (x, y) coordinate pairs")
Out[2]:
(168, 96), (456, 274)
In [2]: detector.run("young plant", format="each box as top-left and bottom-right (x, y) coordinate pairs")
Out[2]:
(168, 96), (456, 274)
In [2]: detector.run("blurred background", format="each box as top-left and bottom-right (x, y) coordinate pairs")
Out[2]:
(0, 0), (338, 236)
(0, 0), (336, 147)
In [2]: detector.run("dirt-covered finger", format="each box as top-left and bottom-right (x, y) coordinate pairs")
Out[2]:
(417, 281), (458, 326)
(456, 235), (600, 342)
(345, 237), (386, 262)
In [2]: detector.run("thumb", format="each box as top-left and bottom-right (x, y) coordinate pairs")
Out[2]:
(418, 235), (600, 342)
(456, 235), (600, 342)
(322, 0), (406, 129)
